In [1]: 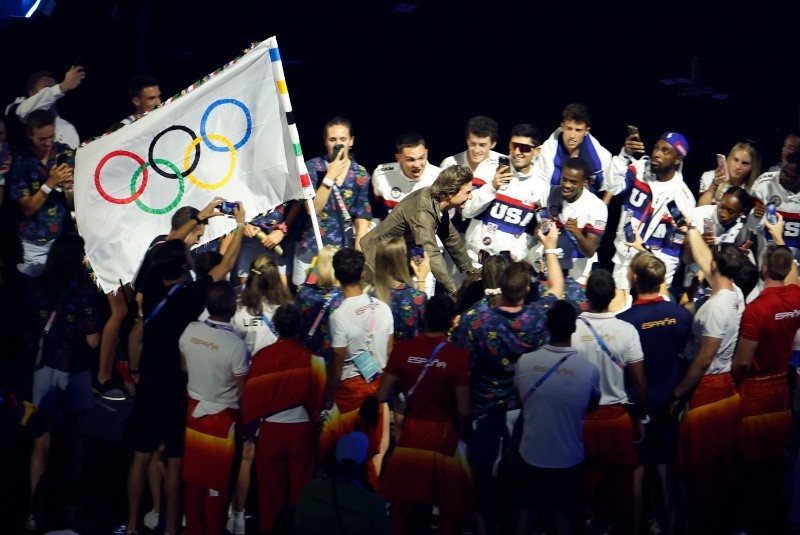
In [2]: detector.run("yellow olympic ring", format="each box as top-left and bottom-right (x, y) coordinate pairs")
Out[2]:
(184, 133), (237, 190)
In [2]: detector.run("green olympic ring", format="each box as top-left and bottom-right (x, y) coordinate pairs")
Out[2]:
(130, 158), (185, 215)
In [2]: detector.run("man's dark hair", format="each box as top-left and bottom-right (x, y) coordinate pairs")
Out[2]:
(206, 281), (237, 318)
(171, 206), (201, 231)
(128, 74), (160, 99)
(194, 251), (222, 279)
(500, 261), (533, 303)
(720, 186), (753, 213)
(764, 244), (794, 281)
(274, 303), (303, 338)
(323, 116), (353, 140)
(395, 132), (426, 153)
(547, 300), (578, 342)
(333, 248), (365, 285)
(562, 103), (591, 126)
(430, 165), (473, 201)
(585, 269), (616, 311)
(510, 124), (542, 146)
(563, 157), (590, 180)
(712, 244), (745, 280)
(735, 261), (758, 298)
(151, 239), (189, 280)
(425, 294), (456, 333)
(27, 109), (56, 134)
(466, 115), (498, 142)
(26, 70), (56, 94)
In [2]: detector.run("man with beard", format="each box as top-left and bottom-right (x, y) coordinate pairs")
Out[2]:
(604, 132), (696, 305)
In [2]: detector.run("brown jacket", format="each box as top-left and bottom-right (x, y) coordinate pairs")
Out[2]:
(359, 187), (472, 294)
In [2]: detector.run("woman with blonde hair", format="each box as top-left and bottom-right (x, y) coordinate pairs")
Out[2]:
(373, 237), (430, 341)
(295, 244), (344, 363)
(698, 141), (761, 206)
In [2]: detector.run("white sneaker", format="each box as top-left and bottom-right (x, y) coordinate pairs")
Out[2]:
(226, 511), (245, 535)
(143, 510), (160, 530)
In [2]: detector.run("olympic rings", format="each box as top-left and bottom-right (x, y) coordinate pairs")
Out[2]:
(94, 98), (252, 214)
(200, 99), (252, 151)
(95, 151), (148, 204)
(131, 159), (185, 215)
(148, 125), (200, 179)
(185, 134), (236, 190)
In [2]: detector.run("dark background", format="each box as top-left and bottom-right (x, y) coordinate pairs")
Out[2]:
(2, 0), (798, 187)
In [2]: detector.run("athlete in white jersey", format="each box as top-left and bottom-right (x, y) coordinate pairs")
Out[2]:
(531, 158), (608, 284)
(371, 132), (440, 225)
(748, 153), (800, 262)
(604, 132), (695, 295)
(463, 124), (548, 266)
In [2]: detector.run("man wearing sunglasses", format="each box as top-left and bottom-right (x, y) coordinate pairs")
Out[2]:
(533, 103), (614, 204)
(462, 124), (548, 266)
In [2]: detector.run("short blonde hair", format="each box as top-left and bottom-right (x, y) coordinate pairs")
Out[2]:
(316, 244), (340, 289)
(630, 252), (666, 294)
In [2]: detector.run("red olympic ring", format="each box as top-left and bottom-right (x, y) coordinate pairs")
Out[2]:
(95, 150), (149, 205)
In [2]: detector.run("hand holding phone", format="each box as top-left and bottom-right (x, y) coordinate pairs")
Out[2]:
(332, 143), (344, 161)
(411, 244), (425, 264)
(220, 201), (239, 215)
(626, 125), (645, 155)
(495, 156), (511, 191)
(716, 154), (730, 183)
(766, 203), (778, 225)
(666, 200), (685, 227)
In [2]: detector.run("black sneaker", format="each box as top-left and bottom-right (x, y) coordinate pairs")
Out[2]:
(95, 380), (126, 401)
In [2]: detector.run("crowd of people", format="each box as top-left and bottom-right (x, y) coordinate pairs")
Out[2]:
(1, 65), (800, 535)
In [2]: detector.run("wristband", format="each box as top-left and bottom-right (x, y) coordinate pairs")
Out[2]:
(544, 248), (564, 258)
(639, 414), (651, 424)
(236, 221), (246, 228)
(322, 177), (335, 188)
(40, 184), (52, 195)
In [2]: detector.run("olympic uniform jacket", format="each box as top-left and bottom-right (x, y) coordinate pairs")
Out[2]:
(462, 163), (549, 265)
(359, 187), (472, 295)
(533, 128), (613, 194)
(749, 171), (800, 259)
(605, 153), (696, 283)
(371, 161), (440, 223)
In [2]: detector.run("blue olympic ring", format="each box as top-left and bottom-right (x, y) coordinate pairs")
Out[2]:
(200, 98), (252, 152)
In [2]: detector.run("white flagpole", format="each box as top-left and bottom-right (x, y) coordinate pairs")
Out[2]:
(307, 197), (324, 252)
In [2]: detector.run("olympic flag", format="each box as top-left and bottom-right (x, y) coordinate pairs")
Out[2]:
(74, 37), (315, 292)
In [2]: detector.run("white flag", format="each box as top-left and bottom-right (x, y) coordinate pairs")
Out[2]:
(74, 37), (313, 292)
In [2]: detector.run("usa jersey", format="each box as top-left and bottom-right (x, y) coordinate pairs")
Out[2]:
(606, 155), (696, 283)
(371, 161), (440, 223)
(553, 189), (608, 283)
(462, 164), (549, 265)
(750, 171), (800, 260)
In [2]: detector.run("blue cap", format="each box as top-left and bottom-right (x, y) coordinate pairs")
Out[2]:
(336, 431), (368, 466)
(659, 132), (689, 159)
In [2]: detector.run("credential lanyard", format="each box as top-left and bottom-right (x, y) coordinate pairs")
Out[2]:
(260, 313), (278, 337)
(406, 342), (447, 398)
(579, 317), (624, 370)
(203, 318), (239, 337)
(143, 283), (182, 326)
(521, 351), (574, 405)
(331, 185), (352, 223)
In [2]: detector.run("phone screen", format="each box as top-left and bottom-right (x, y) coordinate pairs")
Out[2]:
(498, 156), (510, 168)
(667, 200), (684, 226)
(624, 221), (635, 242)
(56, 153), (68, 166)
(220, 201), (239, 215)
(331, 143), (344, 161)
(411, 244), (425, 260)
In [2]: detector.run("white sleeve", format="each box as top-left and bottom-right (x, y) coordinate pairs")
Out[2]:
(698, 170), (714, 194)
(440, 156), (456, 169)
(604, 150), (635, 196)
(624, 325), (644, 364)
(15, 85), (64, 121)
(700, 300), (727, 339)
(231, 340), (250, 376)
(461, 182), (498, 219)
(329, 310), (347, 348)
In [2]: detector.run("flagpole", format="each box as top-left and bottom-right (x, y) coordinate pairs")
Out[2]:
(307, 197), (324, 252)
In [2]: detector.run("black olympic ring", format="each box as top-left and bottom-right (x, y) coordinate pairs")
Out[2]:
(148, 125), (201, 180)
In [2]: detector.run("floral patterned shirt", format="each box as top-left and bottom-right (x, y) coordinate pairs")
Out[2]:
(297, 156), (372, 257)
(9, 142), (72, 242)
(33, 281), (100, 373)
(251, 204), (286, 230)
(388, 283), (427, 341)
(295, 283), (344, 363)
(451, 293), (557, 415)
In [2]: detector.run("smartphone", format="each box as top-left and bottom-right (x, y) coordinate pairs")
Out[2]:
(716, 154), (730, 183)
(627, 125), (640, 139)
(220, 201), (239, 215)
(331, 143), (344, 161)
(56, 152), (68, 166)
(766, 203), (778, 225)
(537, 208), (552, 235)
(498, 156), (510, 169)
(591, 261), (601, 272)
(624, 220), (636, 243)
(499, 250), (512, 262)
(411, 244), (425, 263)
(0, 141), (9, 164)
(703, 217), (715, 235)
(666, 200), (685, 227)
